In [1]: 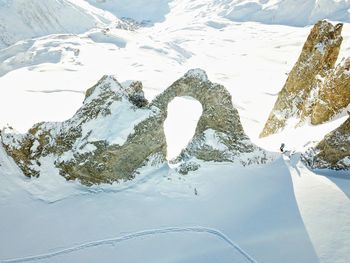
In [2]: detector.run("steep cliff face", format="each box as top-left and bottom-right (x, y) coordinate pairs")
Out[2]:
(311, 58), (350, 124)
(303, 113), (350, 170)
(1, 69), (271, 185)
(260, 20), (348, 137)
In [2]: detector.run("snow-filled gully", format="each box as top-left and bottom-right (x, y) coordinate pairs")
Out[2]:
(0, 227), (258, 263)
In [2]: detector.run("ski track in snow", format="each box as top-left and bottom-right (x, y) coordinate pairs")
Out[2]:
(0, 227), (258, 263)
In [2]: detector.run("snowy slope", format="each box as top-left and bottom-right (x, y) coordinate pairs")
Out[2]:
(1, 145), (349, 262)
(82, 0), (350, 27)
(0, 0), (350, 262)
(0, 152), (319, 262)
(0, 0), (117, 48)
(84, 0), (171, 23)
(219, 0), (350, 26)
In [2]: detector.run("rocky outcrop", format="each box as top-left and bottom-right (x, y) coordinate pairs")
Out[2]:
(151, 69), (269, 172)
(311, 58), (350, 124)
(260, 20), (349, 137)
(303, 113), (350, 170)
(2, 76), (161, 185)
(1, 69), (271, 185)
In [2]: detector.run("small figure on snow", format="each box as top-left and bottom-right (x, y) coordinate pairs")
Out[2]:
(280, 143), (285, 153)
(280, 143), (296, 158)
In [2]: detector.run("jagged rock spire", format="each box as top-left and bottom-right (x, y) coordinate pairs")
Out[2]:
(260, 20), (344, 137)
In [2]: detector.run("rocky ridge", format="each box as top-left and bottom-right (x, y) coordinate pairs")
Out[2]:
(260, 20), (349, 137)
(303, 112), (350, 170)
(1, 69), (271, 185)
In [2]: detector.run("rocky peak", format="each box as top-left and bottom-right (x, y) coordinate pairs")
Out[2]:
(2, 69), (272, 185)
(152, 69), (269, 171)
(301, 20), (342, 74)
(83, 75), (132, 103)
(260, 20), (347, 137)
(183, 68), (209, 82)
(127, 81), (149, 108)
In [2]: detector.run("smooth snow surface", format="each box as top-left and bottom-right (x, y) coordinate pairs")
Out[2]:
(0, 154), (321, 263)
(1, 1), (350, 263)
(286, 154), (350, 263)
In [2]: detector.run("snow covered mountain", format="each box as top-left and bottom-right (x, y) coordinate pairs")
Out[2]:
(0, 0), (118, 48)
(219, 0), (350, 26)
(0, 1), (350, 263)
(2, 0), (350, 49)
(79, 0), (350, 27)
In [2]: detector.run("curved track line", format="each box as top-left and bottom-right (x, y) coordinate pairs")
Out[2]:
(0, 227), (258, 263)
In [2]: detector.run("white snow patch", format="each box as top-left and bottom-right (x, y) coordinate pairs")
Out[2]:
(339, 156), (350, 166)
(204, 129), (229, 151)
(81, 100), (153, 146)
(315, 42), (326, 55)
(88, 31), (127, 48)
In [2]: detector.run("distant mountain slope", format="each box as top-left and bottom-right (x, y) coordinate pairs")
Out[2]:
(84, 0), (171, 23)
(219, 0), (350, 26)
(0, 0), (116, 48)
(83, 0), (350, 27)
(85, 0), (350, 26)
(1, 0), (350, 49)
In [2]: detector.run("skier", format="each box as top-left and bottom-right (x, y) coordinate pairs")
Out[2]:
(280, 143), (285, 153)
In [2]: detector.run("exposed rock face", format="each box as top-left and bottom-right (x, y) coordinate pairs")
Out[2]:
(1, 69), (270, 185)
(260, 20), (348, 137)
(151, 69), (268, 168)
(311, 58), (350, 124)
(303, 113), (350, 170)
(2, 76), (161, 185)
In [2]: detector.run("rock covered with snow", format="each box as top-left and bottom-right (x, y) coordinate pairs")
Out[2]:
(151, 69), (271, 172)
(183, 68), (209, 82)
(303, 113), (350, 171)
(260, 20), (349, 137)
(1, 69), (271, 185)
(1, 75), (160, 185)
